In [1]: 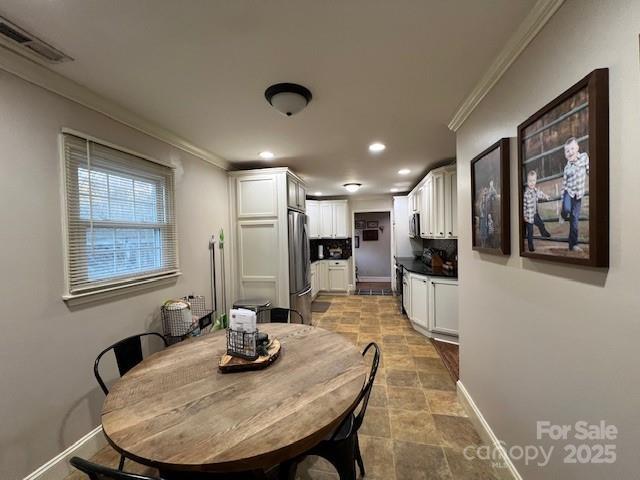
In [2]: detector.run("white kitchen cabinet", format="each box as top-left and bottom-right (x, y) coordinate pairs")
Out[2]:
(402, 273), (411, 317)
(328, 260), (348, 291)
(307, 200), (320, 239)
(317, 200), (349, 239)
(445, 170), (457, 238)
(429, 278), (458, 336)
(432, 171), (445, 238)
(287, 174), (306, 212)
(422, 176), (433, 238)
(316, 260), (329, 291)
(409, 273), (429, 330)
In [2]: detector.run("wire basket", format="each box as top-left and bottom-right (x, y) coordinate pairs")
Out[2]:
(226, 329), (258, 361)
(161, 295), (212, 346)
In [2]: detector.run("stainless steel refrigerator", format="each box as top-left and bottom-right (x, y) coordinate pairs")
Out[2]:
(288, 210), (312, 324)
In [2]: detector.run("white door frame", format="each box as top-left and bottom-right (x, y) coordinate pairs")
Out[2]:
(351, 208), (395, 290)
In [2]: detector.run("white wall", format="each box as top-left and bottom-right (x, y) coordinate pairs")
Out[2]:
(0, 70), (230, 480)
(456, 1), (640, 478)
(354, 212), (391, 279)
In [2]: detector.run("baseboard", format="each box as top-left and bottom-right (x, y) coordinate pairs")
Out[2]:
(23, 426), (106, 480)
(456, 381), (522, 480)
(358, 276), (391, 282)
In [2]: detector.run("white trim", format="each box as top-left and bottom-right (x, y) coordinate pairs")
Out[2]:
(22, 426), (106, 480)
(457, 381), (522, 480)
(358, 276), (391, 282)
(447, 0), (565, 132)
(0, 44), (229, 170)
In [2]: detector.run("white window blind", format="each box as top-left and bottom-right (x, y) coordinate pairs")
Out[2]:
(62, 133), (178, 299)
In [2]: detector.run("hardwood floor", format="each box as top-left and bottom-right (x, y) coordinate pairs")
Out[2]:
(66, 295), (498, 480)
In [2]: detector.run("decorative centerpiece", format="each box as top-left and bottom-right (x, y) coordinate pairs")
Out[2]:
(218, 308), (281, 373)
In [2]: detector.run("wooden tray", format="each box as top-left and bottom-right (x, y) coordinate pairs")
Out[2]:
(218, 339), (281, 373)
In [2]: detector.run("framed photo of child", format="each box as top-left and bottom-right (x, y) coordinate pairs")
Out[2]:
(517, 68), (609, 267)
(471, 138), (511, 255)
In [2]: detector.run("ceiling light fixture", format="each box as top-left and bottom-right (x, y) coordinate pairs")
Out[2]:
(259, 151), (274, 159)
(314, 191), (323, 196)
(369, 142), (386, 153)
(264, 82), (312, 116)
(390, 188), (399, 192)
(343, 183), (362, 193)
(398, 169), (410, 175)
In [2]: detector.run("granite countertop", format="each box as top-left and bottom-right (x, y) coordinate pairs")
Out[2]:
(312, 256), (350, 263)
(395, 256), (458, 279)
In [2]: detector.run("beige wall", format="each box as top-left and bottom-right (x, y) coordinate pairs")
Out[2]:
(456, 0), (640, 478)
(0, 70), (230, 479)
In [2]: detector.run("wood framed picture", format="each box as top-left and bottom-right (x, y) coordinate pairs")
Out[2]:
(471, 138), (511, 255)
(517, 68), (609, 267)
(362, 229), (378, 241)
(366, 220), (379, 229)
(355, 220), (365, 230)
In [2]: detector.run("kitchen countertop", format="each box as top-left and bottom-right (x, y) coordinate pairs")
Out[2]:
(312, 257), (350, 263)
(395, 257), (458, 279)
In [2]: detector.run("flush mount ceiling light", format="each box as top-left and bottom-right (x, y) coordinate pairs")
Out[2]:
(259, 151), (275, 159)
(368, 142), (386, 153)
(398, 168), (411, 175)
(343, 183), (362, 193)
(264, 83), (312, 116)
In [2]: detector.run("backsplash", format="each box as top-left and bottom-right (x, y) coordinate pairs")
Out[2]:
(421, 238), (458, 262)
(310, 238), (352, 262)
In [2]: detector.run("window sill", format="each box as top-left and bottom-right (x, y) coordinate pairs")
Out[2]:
(62, 271), (182, 307)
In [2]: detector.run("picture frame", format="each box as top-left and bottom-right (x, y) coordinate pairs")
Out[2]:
(366, 220), (379, 229)
(355, 220), (366, 230)
(517, 68), (609, 267)
(470, 138), (511, 255)
(362, 229), (378, 241)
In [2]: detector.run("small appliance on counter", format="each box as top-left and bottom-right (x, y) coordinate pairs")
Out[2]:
(423, 248), (447, 268)
(328, 247), (343, 259)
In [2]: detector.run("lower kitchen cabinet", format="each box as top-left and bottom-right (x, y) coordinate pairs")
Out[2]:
(429, 278), (459, 335)
(312, 259), (349, 294)
(409, 273), (428, 330)
(406, 271), (458, 338)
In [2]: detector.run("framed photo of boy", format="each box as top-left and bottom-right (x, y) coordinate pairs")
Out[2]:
(517, 68), (609, 267)
(471, 138), (511, 255)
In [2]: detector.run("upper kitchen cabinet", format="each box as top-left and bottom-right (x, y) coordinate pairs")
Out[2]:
(311, 199), (349, 239)
(307, 200), (320, 239)
(411, 164), (456, 240)
(287, 174), (306, 212)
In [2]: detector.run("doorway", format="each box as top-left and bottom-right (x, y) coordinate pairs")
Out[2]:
(353, 211), (393, 294)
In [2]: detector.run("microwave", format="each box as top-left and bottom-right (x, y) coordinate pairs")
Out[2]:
(409, 213), (420, 238)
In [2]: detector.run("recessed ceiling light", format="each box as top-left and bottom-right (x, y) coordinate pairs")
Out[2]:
(314, 191), (323, 196)
(343, 183), (362, 193)
(398, 168), (410, 175)
(390, 188), (399, 192)
(368, 142), (386, 153)
(259, 151), (274, 159)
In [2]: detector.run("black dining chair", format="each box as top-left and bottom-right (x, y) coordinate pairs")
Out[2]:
(69, 456), (164, 480)
(266, 307), (303, 324)
(279, 342), (381, 480)
(94, 332), (167, 470)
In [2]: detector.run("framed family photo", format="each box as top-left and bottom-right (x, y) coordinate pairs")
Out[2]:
(517, 68), (609, 267)
(471, 138), (510, 255)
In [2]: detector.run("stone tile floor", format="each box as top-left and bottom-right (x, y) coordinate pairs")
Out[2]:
(66, 294), (502, 480)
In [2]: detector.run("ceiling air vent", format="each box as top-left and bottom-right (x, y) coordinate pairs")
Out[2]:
(0, 16), (72, 63)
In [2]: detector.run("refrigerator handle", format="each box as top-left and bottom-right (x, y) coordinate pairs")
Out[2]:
(298, 286), (312, 296)
(302, 220), (310, 284)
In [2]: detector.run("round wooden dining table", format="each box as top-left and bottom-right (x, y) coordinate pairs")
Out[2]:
(101, 324), (368, 478)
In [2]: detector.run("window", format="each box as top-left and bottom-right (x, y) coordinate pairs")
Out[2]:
(61, 132), (179, 300)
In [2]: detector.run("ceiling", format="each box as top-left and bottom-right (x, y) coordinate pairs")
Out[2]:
(1, 0), (536, 196)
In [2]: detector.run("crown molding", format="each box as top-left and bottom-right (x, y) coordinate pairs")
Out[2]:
(0, 44), (230, 170)
(448, 0), (565, 132)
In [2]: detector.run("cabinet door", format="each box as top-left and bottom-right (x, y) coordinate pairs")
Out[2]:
(430, 280), (458, 336)
(307, 201), (320, 239)
(237, 175), (278, 218)
(333, 202), (349, 238)
(320, 203), (334, 238)
(297, 183), (307, 211)
(317, 261), (329, 291)
(432, 172), (445, 238)
(402, 274), (411, 317)
(419, 185), (427, 238)
(445, 171), (457, 238)
(328, 264), (348, 291)
(409, 274), (428, 329)
(424, 177), (433, 237)
(287, 176), (298, 209)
